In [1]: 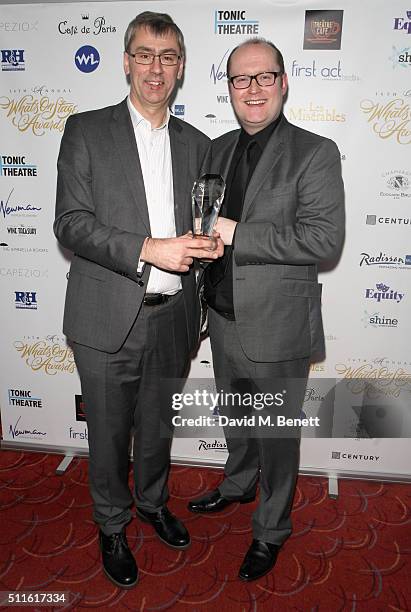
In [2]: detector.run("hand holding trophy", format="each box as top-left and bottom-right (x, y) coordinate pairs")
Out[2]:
(191, 174), (226, 251)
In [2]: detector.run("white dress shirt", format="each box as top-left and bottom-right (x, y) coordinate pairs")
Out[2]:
(127, 97), (181, 294)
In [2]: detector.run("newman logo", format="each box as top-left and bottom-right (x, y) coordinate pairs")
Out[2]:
(74, 45), (100, 73)
(214, 10), (259, 35)
(393, 11), (411, 35)
(9, 415), (46, 440)
(1, 49), (25, 71)
(14, 291), (37, 309)
(364, 283), (404, 303)
(303, 10), (344, 50)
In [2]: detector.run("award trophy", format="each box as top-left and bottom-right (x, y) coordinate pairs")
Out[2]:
(191, 173), (226, 238)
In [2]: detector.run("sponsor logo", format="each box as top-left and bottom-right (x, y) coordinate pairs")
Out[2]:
(389, 45), (411, 68)
(304, 387), (326, 402)
(8, 415), (46, 440)
(335, 356), (411, 397)
(198, 439), (227, 451)
(214, 10), (259, 35)
(364, 283), (404, 303)
(331, 451), (380, 461)
(290, 59), (359, 82)
(171, 104), (185, 118)
(6, 224), (37, 236)
(303, 10), (344, 50)
(69, 426), (88, 440)
(366, 214), (411, 226)
(0, 87), (77, 136)
(288, 102), (346, 122)
(204, 113), (238, 127)
(8, 389), (43, 408)
(380, 170), (411, 198)
(0, 244), (48, 254)
(58, 15), (116, 36)
(13, 335), (75, 375)
(310, 363), (326, 373)
(1, 189), (41, 221)
(0, 22), (38, 32)
(359, 93), (411, 144)
(359, 251), (411, 269)
(14, 291), (37, 310)
(210, 50), (229, 86)
(0, 155), (37, 177)
(75, 45), (100, 73)
(75, 395), (86, 421)
(393, 10), (411, 35)
(362, 310), (399, 328)
(1, 49), (25, 71)
(1, 267), (47, 278)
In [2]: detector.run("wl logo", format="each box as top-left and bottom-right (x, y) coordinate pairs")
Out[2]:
(15, 291), (37, 309)
(74, 45), (100, 73)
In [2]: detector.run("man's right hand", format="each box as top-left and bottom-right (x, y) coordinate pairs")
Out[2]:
(140, 232), (221, 273)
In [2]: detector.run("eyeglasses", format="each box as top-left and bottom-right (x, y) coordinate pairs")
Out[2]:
(229, 71), (283, 89)
(128, 51), (181, 66)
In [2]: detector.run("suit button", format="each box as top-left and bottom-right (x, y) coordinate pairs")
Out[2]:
(137, 280), (144, 287)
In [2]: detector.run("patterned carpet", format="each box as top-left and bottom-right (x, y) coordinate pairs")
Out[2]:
(0, 450), (410, 611)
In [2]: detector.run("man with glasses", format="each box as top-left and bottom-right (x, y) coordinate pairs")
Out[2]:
(54, 12), (222, 589)
(189, 39), (345, 581)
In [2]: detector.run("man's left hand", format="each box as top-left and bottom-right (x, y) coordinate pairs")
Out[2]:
(215, 217), (238, 246)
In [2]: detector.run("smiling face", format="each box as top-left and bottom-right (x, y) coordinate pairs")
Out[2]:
(123, 25), (183, 125)
(228, 42), (288, 135)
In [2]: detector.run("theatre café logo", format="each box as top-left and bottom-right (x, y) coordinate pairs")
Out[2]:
(303, 10), (344, 50)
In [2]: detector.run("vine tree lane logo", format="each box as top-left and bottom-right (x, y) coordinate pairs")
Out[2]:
(1, 49), (25, 71)
(75, 45), (100, 73)
(303, 10), (344, 50)
(214, 10), (259, 35)
(360, 94), (411, 144)
(0, 90), (77, 136)
(393, 11), (411, 35)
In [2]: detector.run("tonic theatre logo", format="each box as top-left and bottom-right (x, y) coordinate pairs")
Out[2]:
(0, 155), (37, 177)
(75, 45), (100, 73)
(14, 291), (37, 310)
(359, 94), (411, 144)
(1, 49), (25, 71)
(13, 335), (76, 375)
(389, 46), (411, 68)
(8, 389), (43, 408)
(288, 102), (346, 123)
(214, 10), (259, 35)
(303, 10), (344, 50)
(8, 416), (46, 440)
(366, 214), (411, 226)
(362, 311), (398, 329)
(58, 15), (116, 36)
(364, 283), (404, 303)
(359, 251), (411, 269)
(0, 89), (77, 136)
(0, 189), (41, 221)
(393, 11), (411, 35)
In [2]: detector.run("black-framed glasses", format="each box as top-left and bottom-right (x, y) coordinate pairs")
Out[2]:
(128, 51), (181, 66)
(229, 71), (283, 89)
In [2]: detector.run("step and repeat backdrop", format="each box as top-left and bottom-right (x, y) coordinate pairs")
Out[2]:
(1, 0), (411, 480)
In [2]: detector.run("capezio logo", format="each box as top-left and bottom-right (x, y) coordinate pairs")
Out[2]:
(364, 282), (404, 303)
(393, 11), (411, 34)
(214, 10), (259, 35)
(1, 49), (25, 71)
(75, 45), (100, 73)
(303, 10), (344, 50)
(14, 291), (37, 310)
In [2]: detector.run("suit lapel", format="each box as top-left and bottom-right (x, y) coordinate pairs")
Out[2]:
(169, 116), (189, 236)
(110, 99), (151, 234)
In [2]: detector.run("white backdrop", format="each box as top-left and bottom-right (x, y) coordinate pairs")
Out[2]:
(1, 0), (411, 480)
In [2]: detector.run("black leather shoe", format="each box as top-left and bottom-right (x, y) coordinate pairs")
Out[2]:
(99, 529), (138, 588)
(238, 539), (281, 581)
(188, 489), (255, 513)
(136, 506), (190, 549)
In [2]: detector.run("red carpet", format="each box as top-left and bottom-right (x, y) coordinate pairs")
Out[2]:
(0, 450), (410, 610)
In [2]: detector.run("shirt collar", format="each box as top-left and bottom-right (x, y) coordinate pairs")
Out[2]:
(239, 112), (283, 151)
(127, 96), (170, 131)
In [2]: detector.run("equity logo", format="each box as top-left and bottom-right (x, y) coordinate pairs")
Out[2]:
(364, 283), (404, 303)
(393, 11), (411, 34)
(303, 10), (344, 50)
(214, 10), (259, 35)
(74, 45), (100, 73)
(1, 49), (25, 71)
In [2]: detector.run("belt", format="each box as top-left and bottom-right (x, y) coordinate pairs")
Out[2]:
(143, 292), (180, 306)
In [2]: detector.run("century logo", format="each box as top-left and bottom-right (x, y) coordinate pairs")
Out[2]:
(75, 45), (100, 73)
(214, 10), (259, 35)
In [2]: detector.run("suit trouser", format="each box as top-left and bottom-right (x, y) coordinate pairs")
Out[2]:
(208, 307), (309, 545)
(72, 291), (189, 535)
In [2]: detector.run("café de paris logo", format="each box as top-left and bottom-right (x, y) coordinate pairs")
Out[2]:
(58, 14), (116, 36)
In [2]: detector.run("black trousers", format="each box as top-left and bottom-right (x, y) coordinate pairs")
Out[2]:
(72, 292), (189, 535)
(209, 307), (309, 545)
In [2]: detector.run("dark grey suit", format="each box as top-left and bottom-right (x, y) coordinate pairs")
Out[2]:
(54, 98), (210, 533)
(207, 116), (344, 544)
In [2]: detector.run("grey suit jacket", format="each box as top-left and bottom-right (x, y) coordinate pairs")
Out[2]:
(209, 115), (345, 362)
(54, 98), (210, 353)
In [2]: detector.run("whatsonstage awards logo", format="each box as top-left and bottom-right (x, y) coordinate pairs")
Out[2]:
(335, 356), (411, 398)
(13, 334), (76, 375)
(359, 92), (411, 144)
(0, 85), (77, 136)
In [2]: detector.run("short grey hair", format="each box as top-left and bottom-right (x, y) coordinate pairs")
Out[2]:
(124, 11), (185, 60)
(227, 38), (285, 76)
